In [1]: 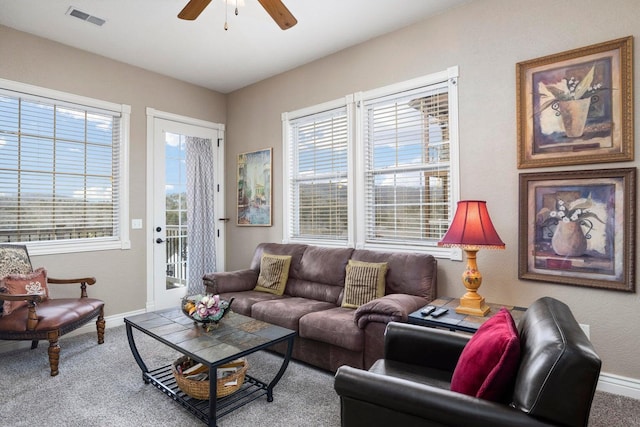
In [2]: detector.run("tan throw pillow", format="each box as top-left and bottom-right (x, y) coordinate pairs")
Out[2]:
(1, 267), (48, 316)
(341, 260), (388, 309)
(254, 254), (292, 296)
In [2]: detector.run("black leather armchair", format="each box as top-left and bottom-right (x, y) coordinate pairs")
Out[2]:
(334, 297), (601, 427)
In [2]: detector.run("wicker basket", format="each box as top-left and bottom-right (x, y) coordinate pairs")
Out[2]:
(172, 356), (248, 400)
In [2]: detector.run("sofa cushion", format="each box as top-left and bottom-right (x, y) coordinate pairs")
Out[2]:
(297, 245), (354, 286)
(341, 260), (388, 309)
(251, 297), (336, 331)
(450, 308), (520, 402)
(218, 290), (287, 317)
(2, 267), (48, 316)
(299, 307), (364, 352)
(249, 243), (308, 279)
(350, 249), (436, 299)
(286, 245), (354, 304)
(254, 254), (291, 296)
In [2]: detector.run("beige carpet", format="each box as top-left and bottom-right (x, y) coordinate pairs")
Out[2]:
(1, 325), (639, 426)
(1, 325), (338, 427)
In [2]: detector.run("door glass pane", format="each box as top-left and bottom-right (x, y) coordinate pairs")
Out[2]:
(165, 133), (187, 290)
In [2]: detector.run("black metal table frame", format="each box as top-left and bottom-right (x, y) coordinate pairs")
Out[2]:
(125, 319), (296, 427)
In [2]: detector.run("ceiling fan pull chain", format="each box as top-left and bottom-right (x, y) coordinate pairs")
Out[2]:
(224, 0), (229, 30)
(235, 0), (239, 16)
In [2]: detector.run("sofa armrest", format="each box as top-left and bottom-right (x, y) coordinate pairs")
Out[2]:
(383, 322), (469, 371)
(354, 294), (427, 328)
(203, 269), (259, 294)
(334, 366), (556, 427)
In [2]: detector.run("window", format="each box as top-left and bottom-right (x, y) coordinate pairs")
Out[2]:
(0, 79), (130, 254)
(283, 100), (350, 243)
(283, 68), (459, 257)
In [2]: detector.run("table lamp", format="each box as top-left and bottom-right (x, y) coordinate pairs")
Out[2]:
(438, 200), (505, 316)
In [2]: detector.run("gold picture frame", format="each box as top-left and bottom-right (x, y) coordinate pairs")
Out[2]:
(516, 36), (634, 168)
(518, 168), (635, 292)
(237, 148), (272, 226)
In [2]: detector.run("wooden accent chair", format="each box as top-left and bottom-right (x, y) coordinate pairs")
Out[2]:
(0, 244), (105, 376)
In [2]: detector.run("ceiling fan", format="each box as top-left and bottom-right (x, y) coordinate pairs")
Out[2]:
(178, 0), (298, 30)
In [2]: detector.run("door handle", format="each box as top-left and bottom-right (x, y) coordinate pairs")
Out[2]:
(156, 238), (164, 244)
(218, 218), (230, 222)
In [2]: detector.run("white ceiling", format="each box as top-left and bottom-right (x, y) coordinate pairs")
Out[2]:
(0, 0), (470, 93)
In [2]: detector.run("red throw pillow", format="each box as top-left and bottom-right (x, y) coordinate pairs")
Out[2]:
(450, 308), (521, 402)
(1, 267), (48, 316)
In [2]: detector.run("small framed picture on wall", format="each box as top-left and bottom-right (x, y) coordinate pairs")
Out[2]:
(237, 148), (272, 226)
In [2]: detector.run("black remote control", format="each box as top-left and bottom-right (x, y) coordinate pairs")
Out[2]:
(420, 306), (436, 316)
(430, 308), (449, 318)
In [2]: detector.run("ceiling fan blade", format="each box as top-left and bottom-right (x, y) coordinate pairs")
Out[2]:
(257, 0), (298, 30)
(178, 0), (212, 20)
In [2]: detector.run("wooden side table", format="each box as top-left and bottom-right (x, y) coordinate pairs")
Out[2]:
(408, 297), (526, 333)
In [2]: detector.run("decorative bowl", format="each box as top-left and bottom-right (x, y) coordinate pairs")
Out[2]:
(181, 294), (234, 331)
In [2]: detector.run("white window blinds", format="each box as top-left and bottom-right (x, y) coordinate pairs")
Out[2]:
(283, 67), (459, 255)
(287, 106), (349, 241)
(0, 91), (121, 244)
(362, 83), (451, 244)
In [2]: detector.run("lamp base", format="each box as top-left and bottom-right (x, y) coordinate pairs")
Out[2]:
(455, 294), (490, 316)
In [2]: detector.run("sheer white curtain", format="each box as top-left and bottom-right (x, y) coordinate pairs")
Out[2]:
(185, 137), (216, 295)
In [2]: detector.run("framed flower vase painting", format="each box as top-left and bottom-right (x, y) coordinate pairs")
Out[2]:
(518, 168), (635, 292)
(237, 148), (272, 226)
(516, 36), (634, 168)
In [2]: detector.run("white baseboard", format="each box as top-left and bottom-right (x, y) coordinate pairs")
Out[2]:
(0, 308), (146, 354)
(597, 372), (640, 400)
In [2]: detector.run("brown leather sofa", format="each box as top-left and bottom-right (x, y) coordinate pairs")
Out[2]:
(334, 297), (601, 427)
(203, 242), (437, 372)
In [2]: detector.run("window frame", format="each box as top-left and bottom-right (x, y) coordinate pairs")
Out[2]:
(0, 78), (131, 255)
(282, 96), (354, 248)
(282, 67), (460, 259)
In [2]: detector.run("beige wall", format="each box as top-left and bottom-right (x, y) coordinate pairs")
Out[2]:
(1, 0), (639, 381)
(0, 24), (226, 316)
(225, 0), (640, 379)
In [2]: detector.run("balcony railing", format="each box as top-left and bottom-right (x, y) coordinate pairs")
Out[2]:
(165, 225), (187, 288)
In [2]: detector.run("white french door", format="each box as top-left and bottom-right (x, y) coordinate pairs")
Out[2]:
(146, 109), (225, 310)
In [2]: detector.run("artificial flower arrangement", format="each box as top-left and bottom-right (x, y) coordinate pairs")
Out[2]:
(182, 294), (233, 330)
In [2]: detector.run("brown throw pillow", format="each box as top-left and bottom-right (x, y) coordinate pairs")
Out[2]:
(254, 254), (292, 296)
(341, 260), (388, 309)
(2, 267), (48, 316)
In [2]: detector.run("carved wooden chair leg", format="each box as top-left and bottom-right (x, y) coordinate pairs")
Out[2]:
(47, 330), (61, 376)
(96, 308), (105, 345)
(31, 340), (39, 350)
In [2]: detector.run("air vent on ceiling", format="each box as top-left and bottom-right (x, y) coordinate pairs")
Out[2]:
(66, 6), (106, 26)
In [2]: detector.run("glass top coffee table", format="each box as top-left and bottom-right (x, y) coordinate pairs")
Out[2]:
(125, 307), (296, 427)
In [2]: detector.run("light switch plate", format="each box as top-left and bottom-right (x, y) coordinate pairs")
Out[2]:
(131, 219), (143, 229)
